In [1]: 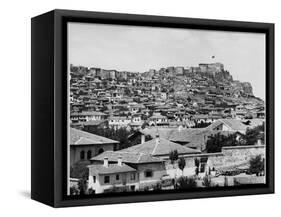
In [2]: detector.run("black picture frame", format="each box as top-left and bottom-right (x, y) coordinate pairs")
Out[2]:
(31, 9), (274, 208)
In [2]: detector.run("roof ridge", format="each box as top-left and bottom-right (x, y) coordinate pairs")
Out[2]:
(74, 137), (84, 145)
(137, 153), (143, 163)
(151, 136), (160, 155)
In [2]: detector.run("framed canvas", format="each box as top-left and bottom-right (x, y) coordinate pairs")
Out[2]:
(31, 9), (274, 207)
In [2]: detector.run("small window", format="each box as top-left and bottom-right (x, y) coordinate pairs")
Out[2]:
(116, 174), (119, 180)
(104, 176), (110, 184)
(113, 144), (117, 151)
(80, 151), (85, 160)
(145, 170), (153, 178)
(98, 148), (104, 154)
(130, 173), (136, 180)
(87, 150), (92, 160)
(93, 176), (96, 183)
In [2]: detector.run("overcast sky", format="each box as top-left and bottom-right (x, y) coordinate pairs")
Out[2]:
(68, 22), (265, 99)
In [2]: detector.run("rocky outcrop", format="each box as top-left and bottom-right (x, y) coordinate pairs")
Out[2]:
(241, 82), (253, 96)
(214, 70), (233, 82)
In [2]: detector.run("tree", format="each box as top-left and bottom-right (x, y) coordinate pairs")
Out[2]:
(169, 150), (179, 164)
(243, 123), (265, 146)
(178, 157), (186, 175)
(205, 124), (265, 153)
(169, 150), (179, 179)
(192, 121), (211, 128)
(78, 177), (88, 195)
(205, 133), (239, 153)
(70, 160), (90, 179)
(84, 127), (135, 150)
(249, 155), (264, 176)
(194, 158), (200, 175)
(71, 160), (90, 195)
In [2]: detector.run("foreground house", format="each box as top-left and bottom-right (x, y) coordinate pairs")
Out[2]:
(91, 150), (166, 190)
(88, 157), (139, 193)
(70, 128), (119, 165)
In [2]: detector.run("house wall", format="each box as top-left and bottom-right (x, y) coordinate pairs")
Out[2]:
(163, 145), (265, 176)
(70, 143), (115, 165)
(136, 163), (167, 188)
(88, 171), (139, 194)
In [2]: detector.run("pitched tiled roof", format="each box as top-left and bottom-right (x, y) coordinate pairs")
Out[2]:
(88, 163), (136, 175)
(70, 128), (119, 145)
(207, 118), (264, 133)
(242, 119), (264, 128)
(140, 128), (173, 140)
(121, 138), (201, 156)
(91, 151), (164, 164)
(83, 120), (107, 126)
(139, 127), (235, 150)
(71, 111), (106, 116)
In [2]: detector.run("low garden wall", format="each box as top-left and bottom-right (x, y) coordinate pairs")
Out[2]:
(164, 145), (265, 175)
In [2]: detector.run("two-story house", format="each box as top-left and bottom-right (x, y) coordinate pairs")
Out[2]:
(70, 128), (119, 165)
(88, 157), (139, 194)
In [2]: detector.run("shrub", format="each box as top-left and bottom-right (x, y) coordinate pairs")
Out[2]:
(249, 155), (264, 176)
(70, 186), (79, 195)
(202, 175), (212, 187)
(88, 188), (95, 195)
(177, 176), (197, 189)
(152, 182), (162, 191)
(78, 178), (88, 195)
(161, 178), (174, 187)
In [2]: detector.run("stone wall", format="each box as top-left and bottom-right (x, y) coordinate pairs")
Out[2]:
(164, 145), (265, 175)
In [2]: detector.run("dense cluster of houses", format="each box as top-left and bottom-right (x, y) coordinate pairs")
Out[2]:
(69, 63), (265, 194)
(70, 62), (264, 131)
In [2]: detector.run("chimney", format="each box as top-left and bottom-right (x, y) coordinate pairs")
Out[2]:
(118, 156), (123, 166)
(155, 133), (160, 147)
(152, 133), (160, 155)
(141, 134), (145, 144)
(178, 125), (183, 132)
(103, 157), (109, 167)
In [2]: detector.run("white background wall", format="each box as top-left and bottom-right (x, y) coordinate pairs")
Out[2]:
(0, 0), (279, 216)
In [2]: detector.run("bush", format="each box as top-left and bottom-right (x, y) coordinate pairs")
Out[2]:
(152, 182), (162, 191)
(249, 155), (264, 176)
(88, 188), (95, 195)
(161, 178), (174, 187)
(78, 178), (88, 195)
(70, 186), (79, 195)
(177, 176), (197, 189)
(202, 175), (212, 187)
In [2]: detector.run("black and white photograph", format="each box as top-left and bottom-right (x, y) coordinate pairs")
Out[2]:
(67, 22), (266, 196)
